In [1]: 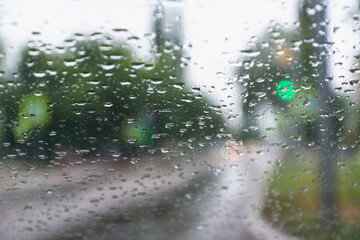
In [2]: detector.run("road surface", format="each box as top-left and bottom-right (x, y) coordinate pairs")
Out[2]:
(0, 145), (300, 240)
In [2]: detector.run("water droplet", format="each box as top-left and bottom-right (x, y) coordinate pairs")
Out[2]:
(104, 102), (113, 108)
(100, 63), (115, 70)
(150, 78), (163, 85)
(165, 123), (175, 129)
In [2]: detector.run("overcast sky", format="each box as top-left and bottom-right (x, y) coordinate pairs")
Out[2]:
(0, 0), (358, 125)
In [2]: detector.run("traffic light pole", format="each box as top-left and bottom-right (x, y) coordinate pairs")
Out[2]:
(306, 0), (337, 223)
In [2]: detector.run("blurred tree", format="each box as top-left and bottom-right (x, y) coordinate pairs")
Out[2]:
(0, 1), (223, 161)
(235, 25), (324, 144)
(238, 0), (351, 227)
(0, 41), (7, 158)
(7, 34), (223, 160)
(142, 0), (223, 151)
(235, 7), (348, 151)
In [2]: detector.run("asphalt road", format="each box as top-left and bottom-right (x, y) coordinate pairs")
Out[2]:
(0, 145), (300, 240)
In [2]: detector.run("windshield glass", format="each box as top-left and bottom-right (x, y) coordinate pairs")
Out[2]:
(0, 0), (359, 239)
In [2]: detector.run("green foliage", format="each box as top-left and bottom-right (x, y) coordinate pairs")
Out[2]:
(1, 36), (224, 159)
(263, 152), (360, 240)
(235, 22), (350, 147)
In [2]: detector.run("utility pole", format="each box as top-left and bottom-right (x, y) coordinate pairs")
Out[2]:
(153, 1), (165, 51)
(152, 0), (183, 52)
(303, 0), (337, 222)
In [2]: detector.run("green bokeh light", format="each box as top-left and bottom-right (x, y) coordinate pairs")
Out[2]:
(13, 92), (51, 140)
(276, 80), (295, 101)
(121, 121), (153, 146)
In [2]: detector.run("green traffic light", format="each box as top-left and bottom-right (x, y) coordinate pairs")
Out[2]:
(276, 80), (295, 101)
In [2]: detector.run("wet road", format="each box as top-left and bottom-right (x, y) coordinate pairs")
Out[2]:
(0, 146), (300, 240)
